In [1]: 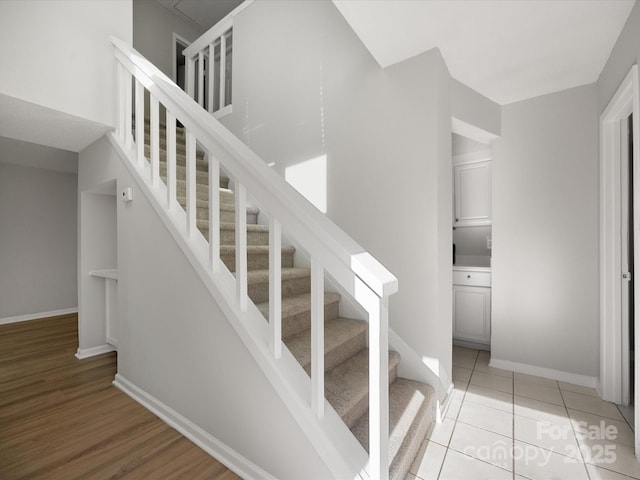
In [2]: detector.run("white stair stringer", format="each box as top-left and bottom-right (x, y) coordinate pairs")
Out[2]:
(107, 133), (370, 480)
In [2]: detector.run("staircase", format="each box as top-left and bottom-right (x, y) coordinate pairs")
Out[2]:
(143, 119), (436, 480)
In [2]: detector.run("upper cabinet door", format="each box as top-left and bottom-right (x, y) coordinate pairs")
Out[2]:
(454, 160), (492, 226)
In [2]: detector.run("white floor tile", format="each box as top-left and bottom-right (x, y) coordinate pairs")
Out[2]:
(438, 449), (512, 480)
(586, 463), (640, 480)
(568, 409), (635, 448)
(427, 417), (456, 446)
(453, 366), (473, 384)
(584, 442), (640, 478)
(409, 440), (447, 480)
(453, 349), (479, 369)
(465, 384), (513, 413)
(470, 371), (513, 394)
(514, 414), (580, 459)
(562, 391), (625, 421)
(458, 401), (513, 437)
(446, 393), (464, 420)
(514, 381), (564, 406)
(558, 381), (598, 397)
(449, 422), (513, 471)
(514, 395), (570, 427)
(513, 440), (589, 480)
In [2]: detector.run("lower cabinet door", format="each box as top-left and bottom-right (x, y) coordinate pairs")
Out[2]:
(453, 285), (491, 345)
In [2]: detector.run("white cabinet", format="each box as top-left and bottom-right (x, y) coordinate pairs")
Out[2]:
(453, 268), (491, 347)
(454, 160), (491, 226)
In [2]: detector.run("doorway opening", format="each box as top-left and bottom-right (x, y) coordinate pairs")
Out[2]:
(600, 64), (640, 452)
(172, 33), (190, 92)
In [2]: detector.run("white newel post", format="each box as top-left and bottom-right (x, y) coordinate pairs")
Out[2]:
(369, 292), (390, 480)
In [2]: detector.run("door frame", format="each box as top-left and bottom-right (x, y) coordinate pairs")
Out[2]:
(600, 64), (640, 452)
(172, 33), (190, 88)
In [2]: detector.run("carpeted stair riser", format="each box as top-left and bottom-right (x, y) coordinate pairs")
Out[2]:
(284, 318), (368, 374)
(220, 246), (294, 272)
(325, 350), (400, 429)
(351, 379), (435, 480)
(247, 268), (311, 305)
(257, 292), (342, 338)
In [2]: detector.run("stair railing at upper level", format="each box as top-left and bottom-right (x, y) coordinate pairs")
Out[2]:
(181, 1), (252, 119)
(110, 36), (398, 480)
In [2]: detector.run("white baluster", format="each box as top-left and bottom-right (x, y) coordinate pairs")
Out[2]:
(185, 130), (197, 237)
(166, 111), (177, 210)
(198, 51), (204, 108)
(150, 96), (160, 187)
(135, 80), (144, 168)
(219, 33), (227, 109)
(208, 43), (215, 114)
(368, 291), (389, 480)
(235, 183), (247, 311)
(116, 62), (124, 140)
(186, 56), (195, 99)
(269, 217), (282, 358)
(124, 70), (133, 149)
(208, 153), (220, 271)
(311, 259), (324, 419)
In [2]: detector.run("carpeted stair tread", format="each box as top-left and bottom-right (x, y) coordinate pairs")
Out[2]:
(175, 186), (233, 204)
(246, 267), (311, 304)
(325, 349), (401, 429)
(284, 317), (367, 374)
(221, 245), (295, 272)
(350, 379), (436, 480)
(219, 222), (269, 233)
(246, 267), (309, 285)
(220, 244), (295, 255)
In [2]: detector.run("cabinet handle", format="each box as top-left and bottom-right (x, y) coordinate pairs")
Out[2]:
(467, 275), (471, 279)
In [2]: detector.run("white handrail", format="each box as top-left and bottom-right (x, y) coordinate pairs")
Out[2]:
(111, 36), (397, 480)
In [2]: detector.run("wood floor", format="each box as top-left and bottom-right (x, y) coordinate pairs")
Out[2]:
(0, 314), (243, 480)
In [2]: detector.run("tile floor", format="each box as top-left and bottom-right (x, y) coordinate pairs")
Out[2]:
(406, 346), (640, 480)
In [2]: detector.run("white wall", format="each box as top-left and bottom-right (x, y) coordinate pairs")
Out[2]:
(0, 143), (78, 320)
(78, 136), (334, 479)
(0, 0), (132, 128)
(223, 0), (454, 398)
(133, 0), (205, 80)
(491, 84), (599, 379)
(451, 79), (501, 140)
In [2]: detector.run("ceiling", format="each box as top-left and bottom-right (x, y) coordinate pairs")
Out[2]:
(332, 0), (636, 105)
(0, 94), (110, 155)
(157, 0), (243, 30)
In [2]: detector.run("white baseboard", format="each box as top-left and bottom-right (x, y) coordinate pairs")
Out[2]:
(113, 374), (277, 480)
(75, 344), (117, 359)
(490, 357), (598, 388)
(436, 382), (455, 421)
(0, 307), (78, 325)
